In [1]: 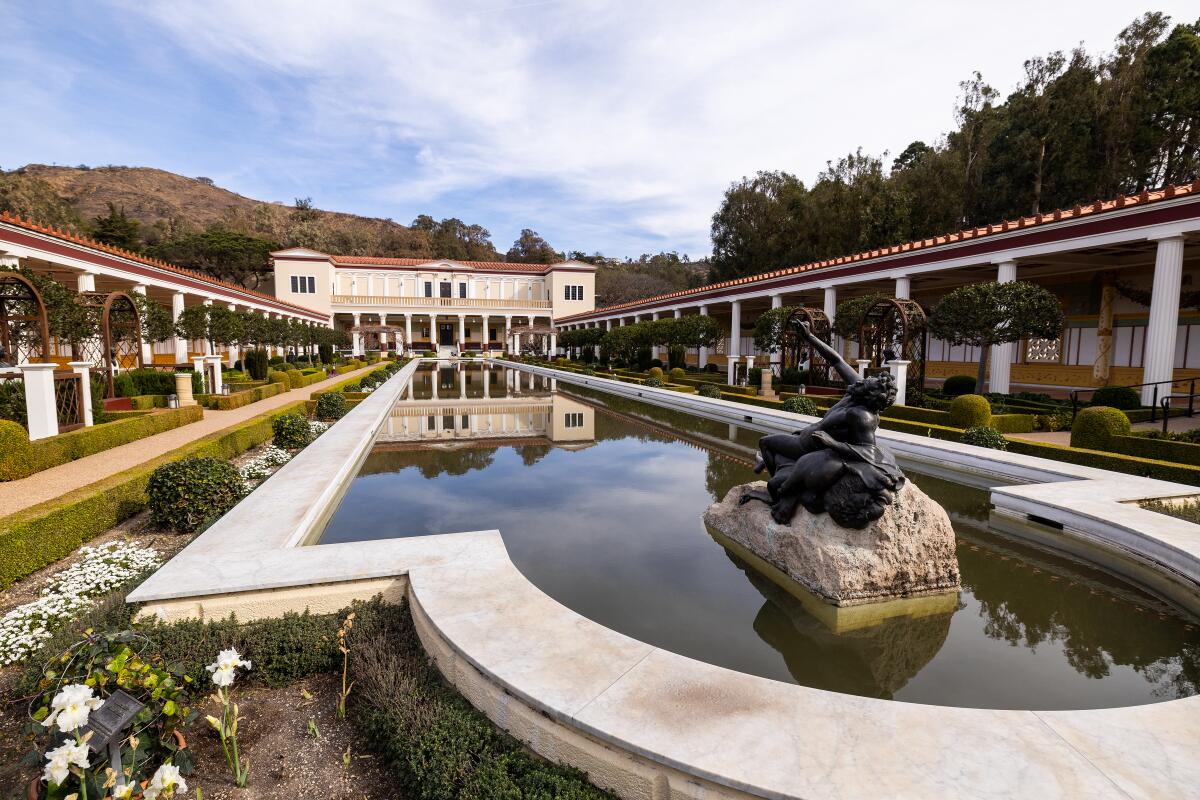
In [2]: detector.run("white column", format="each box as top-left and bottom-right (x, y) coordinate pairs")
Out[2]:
(69, 362), (94, 427)
(606, 319), (613, 331)
(894, 276), (911, 300)
(651, 311), (661, 360)
(172, 292), (188, 364)
(77, 271), (96, 292)
(549, 332), (557, 355)
(699, 305), (709, 368)
(1142, 236), (1186, 407)
(352, 313), (362, 356)
(20, 363), (59, 440)
(226, 303), (239, 366)
(458, 314), (466, 351)
(989, 261), (1018, 394)
(404, 314), (413, 355)
(823, 286), (838, 356)
(130, 284), (153, 364)
(201, 298), (214, 356)
(727, 300), (741, 384)
(505, 316), (512, 353)
(205, 355), (224, 395)
(770, 294), (783, 374)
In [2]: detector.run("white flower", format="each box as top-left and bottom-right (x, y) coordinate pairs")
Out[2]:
(207, 647), (251, 687)
(111, 785), (135, 800)
(43, 740), (89, 785)
(143, 762), (186, 800)
(46, 684), (103, 732)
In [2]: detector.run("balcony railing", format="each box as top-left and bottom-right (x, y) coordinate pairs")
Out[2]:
(331, 295), (552, 310)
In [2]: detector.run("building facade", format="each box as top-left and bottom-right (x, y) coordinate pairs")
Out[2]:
(270, 249), (596, 357)
(556, 182), (1200, 403)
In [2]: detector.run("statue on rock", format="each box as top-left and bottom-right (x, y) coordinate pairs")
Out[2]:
(740, 322), (904, 529)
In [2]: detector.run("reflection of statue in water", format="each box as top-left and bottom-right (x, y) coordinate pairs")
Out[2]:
(740, 322), (905, 529)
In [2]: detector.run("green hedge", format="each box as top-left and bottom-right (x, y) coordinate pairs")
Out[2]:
(128, 395), (168, 410)
(197, 381), (287, 410)
(1006, 438), (1200, 486)
(0, 405), (204, 482)
(0, 400), (309, 587)
(949, 394), (992, 428)
(1070, 406), (1131, 449)
(1104, 434), (1200, 467)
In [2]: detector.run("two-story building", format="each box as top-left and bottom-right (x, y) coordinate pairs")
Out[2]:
(270, 249), (596, 357)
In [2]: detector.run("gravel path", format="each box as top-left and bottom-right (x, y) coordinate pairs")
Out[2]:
(0, 365), (378, 518)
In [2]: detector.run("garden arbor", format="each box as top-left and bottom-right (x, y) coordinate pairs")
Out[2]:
(857, 298), (928, 390)
(0, 271), (51, 365)
(754, 306), (834, 384)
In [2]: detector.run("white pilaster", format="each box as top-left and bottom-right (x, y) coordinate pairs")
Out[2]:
(404, 315), (413, 355)
(887, 359), (910, 406)
(894, 276), (910, 300)
(172, 292), (188, 364)
(699, 305), (709, 368)
(352, 313), (363, 356)
(989, 261), (1018, 394)
(20, 363), (58, 440)
(69, 362), (94, 427)
(1141, 236), (1186, 406)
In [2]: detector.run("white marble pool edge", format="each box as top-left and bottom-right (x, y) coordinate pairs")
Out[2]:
(128, 358), (1200, 799)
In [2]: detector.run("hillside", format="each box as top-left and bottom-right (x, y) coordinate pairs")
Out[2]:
(0, 164), (709, 302)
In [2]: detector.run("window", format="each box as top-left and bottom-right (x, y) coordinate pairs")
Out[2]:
(461, 414), (470, 429)
(564, 412), (584, 428)
(440, 282), (452, 298)
(307, 276), (316, 293)
(459, 283), (467, 298)
(563, 285), (584, 301)
(424, 281), (433, 297)
(290, 276), (299, 293)
(489, 327), (497, 341)
(291, 275), (314, 294)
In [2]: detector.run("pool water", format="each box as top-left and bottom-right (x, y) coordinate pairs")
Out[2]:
(319, 363), (1200, 710)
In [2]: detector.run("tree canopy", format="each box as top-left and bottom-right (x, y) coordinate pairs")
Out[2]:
(710, 13), (1200, 281)
(91, 203), (142, 251)
(929, 280), (1065, 387)
(506, 229), (561, 264)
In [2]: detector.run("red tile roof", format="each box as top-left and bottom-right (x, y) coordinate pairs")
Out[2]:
(558, 180), (1200, 322)
(329, 255), (571, 273)
(0, 211), (328, 319)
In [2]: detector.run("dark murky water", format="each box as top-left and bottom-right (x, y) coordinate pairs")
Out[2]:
(319, 364), (1200, 709)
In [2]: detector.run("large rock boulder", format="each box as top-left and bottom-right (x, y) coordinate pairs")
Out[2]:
(704, 481), (960, 606)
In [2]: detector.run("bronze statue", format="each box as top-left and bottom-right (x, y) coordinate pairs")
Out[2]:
(740, 322), (904, 529)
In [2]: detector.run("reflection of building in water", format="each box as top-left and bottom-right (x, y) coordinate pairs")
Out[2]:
(377, 365), (594, 448)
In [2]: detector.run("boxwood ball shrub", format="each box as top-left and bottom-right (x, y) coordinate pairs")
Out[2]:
(272, 412), (313, 449)
(948, 394), (992, 428)
(1090, 385), (1141, 410)
(669, 367), (686, 381)
(698, 383), (722, 399)
(316, 392), (349, 421)
(147, 457), (245, 533)
(961, 426), (1008, 450)
(1070, 406), (1131, 450)
(644, 376), (664, 388)
(942, 374), (977, 396)
(782, 395), (819, 416)
(268, 369), (291, 390)
(647, 366), (664, 380)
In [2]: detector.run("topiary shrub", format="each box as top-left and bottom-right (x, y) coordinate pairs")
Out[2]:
(1070, 406), (1131, 450)
(669, 367), (686, 381)
(0, 420), (32, 481)
(245, 349), (270, 380)
(961, 426), (1008, 450)
(948, 394), (992, 428)
(582, 368), (596, 376)
(943, 374), (977, 396)
(647, 366), (664, 380)
(644, 376), (664, 388)
(147, 457), (245, 533)
(748, 367), (762, 387)
(272, 412), (313, 449)
(268, 369), (291, 390)
(342, 382), (361, 392)
(698, 383), (722, 399)
(1090, 385), (1141, 410)
(782, 396), (819, 416)
(315, 392), (348, 421)
(781, 367), (808, 386)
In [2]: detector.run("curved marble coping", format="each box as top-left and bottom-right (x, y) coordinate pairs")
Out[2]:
(410, 530), (1199, 800)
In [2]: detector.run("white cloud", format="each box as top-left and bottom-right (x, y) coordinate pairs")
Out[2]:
(14, 0), (1200, 255)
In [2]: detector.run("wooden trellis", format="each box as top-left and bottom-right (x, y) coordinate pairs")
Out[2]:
(779, 307), (835, 387)
(857, 298), (927, 389)
(0, 272), (51, 365)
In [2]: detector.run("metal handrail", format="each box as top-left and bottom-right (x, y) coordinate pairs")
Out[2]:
(1159, 391), (1200, 433)
(1070, 377), (1198, 423)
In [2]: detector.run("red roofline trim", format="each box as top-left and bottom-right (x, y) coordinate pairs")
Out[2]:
(0, 213), (328, 321)
(557, 180), (1200, 323)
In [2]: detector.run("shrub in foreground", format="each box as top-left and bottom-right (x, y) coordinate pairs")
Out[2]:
(1070, 406), (1131, 450)
(961, 426), (1008, 450)
(646, 366), (664, 381)
(782, 396), (819, 416)
(698, 383), (722, 399)
(147, 457), (245, 533)
(942, 374), (977, 396)
(272, 412), (313, 449)
(315, 392), (349, 421)
(644, 376), (664, 388)
(948, 394), (992, 429)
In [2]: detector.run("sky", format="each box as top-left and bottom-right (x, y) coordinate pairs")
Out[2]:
(1, 1), (1196, 259)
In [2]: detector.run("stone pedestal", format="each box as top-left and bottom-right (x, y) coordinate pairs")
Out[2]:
(19, 362), (59, 440)
(175, 372), (197, 406)
(760, 369), (776, 399)
(704, 481), (959, 607)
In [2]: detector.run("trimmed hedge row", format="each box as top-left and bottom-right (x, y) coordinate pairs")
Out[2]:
(1006, 438), (1200, 486)
(1107, 434), (1200, 467)
(0, 405), (205, 482)
(197, 381), (286, 411)
(128, 395), (169, 410)
(0, 400), (309, 587)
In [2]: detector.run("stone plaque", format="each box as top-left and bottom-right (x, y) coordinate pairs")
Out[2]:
(82, 689), (144, 752)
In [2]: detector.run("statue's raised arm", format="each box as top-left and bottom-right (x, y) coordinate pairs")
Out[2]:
(798, 321), (861, 385)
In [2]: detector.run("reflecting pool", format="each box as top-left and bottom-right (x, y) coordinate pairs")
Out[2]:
(319, 363), (1200, 709)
